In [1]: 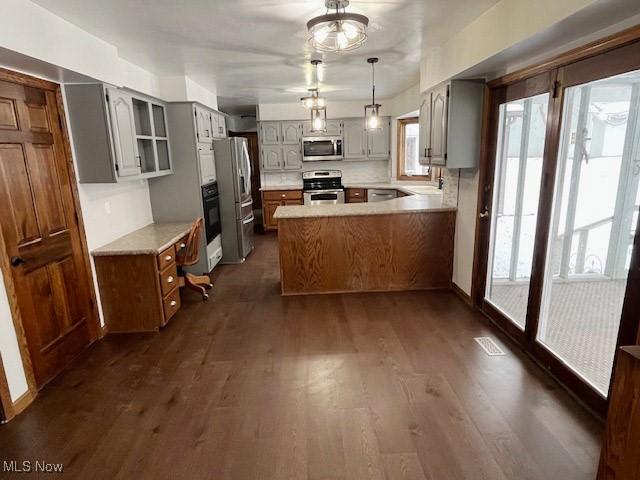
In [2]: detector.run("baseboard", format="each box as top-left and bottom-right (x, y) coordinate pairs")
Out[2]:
(452, 282), (474, 308)
(12, 389), (36, 416)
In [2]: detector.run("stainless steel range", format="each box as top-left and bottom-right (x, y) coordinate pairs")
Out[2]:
(303, 170), (345, 205)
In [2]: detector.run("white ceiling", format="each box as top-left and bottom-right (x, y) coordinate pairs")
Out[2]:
(32, 0), (498, 106)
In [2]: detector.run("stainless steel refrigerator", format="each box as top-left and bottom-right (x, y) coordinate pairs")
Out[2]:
(213, 137), (254, 263)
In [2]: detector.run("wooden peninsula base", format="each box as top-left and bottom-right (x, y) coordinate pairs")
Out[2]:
(277, 209), (456, 295)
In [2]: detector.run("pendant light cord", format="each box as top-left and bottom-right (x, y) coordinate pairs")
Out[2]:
(371, 62), (376, 105)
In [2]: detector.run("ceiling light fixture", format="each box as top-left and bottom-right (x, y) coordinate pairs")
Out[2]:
(365, 57), (381, 131)
(308, 59), (327, 133)
(307, 0), (369, 53)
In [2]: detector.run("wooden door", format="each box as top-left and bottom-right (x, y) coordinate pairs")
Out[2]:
(0, 78), (97, 387)
(367, 118), (390, 159)
(343, 119), (366, 158)
(262, 145), (282, 171)
(283, 145), (301, 170)
(106, 88), (140, 178)
(260, 122), (280, 145)
(281, 121), (301, 144)
(430, 84), (449, 165)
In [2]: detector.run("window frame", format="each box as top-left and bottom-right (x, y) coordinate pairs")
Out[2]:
(396, 117), (430, 181)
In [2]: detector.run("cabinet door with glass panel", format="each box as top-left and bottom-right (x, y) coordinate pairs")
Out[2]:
(131, 95), (172, 178)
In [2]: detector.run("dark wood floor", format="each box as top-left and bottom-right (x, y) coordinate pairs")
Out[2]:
(0, 233), (602, 479)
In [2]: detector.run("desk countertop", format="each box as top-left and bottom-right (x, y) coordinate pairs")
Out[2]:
(92, 222), (193, 257)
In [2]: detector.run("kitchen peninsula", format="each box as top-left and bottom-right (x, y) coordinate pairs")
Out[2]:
(275, 193), (456, 295)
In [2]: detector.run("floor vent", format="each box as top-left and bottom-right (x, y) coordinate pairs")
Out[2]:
(474, 337), (506, 356)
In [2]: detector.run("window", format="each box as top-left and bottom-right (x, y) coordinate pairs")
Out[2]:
(397, 117), (429, 180)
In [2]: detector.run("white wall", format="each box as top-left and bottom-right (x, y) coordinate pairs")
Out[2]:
(227, 115), (257, 133)
(0, 274), (28, 402)
(452, 169), (480, 295)
(420, 0), (599, 91)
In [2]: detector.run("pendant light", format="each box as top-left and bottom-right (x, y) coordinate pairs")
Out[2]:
(308, 59), (327, 133)
(365, 57), (381, 131)
(307, 0), (369, 53)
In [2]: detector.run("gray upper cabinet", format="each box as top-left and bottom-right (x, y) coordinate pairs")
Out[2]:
(418, 91), (431, 164)
(343, 119), (366, 159)
(262, 145), (283, 171)
(216, 113), (226, 138)
(65, 83), (173, 183)
(281, 121), (302, 144)
(283, 145), (302, 170)
(196, 106), (213, 143)
(198, 145), (216, 185)
(107, 88), (140, 177)
(429, 84), (448, 166)
(302, 119), (342, 136)
(419, 80), (484, 169)
(261, 122), (281, 145)
(366, 118), (390, 159)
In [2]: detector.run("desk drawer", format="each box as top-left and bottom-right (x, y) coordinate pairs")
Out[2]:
(158, 245), (176, 271)
(263, 189), (302, 201)
(159, 263), (178, 296)
(175, 236), (188, 258)
(163, 288), (181, 323)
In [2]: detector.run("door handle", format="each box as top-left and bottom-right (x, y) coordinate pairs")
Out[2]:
(479, 209), (490, 219)
(10, 256), (25, 267)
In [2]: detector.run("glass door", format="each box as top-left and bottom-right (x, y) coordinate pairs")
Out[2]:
(485, 93), (549, 330)
(476, 38), (640, 414)
(537, 69), (640, 396)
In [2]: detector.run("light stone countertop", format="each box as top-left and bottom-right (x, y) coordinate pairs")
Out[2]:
(260, 185), (303, 191)
(92, 222), (193, 256)
(260, 182), (442, 196)
(274, 193), (455, 219)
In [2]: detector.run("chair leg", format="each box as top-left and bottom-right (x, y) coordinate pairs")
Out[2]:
(183, 272), (213, 301)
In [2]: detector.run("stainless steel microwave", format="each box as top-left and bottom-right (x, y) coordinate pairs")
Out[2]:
(302, 136), (343, 161)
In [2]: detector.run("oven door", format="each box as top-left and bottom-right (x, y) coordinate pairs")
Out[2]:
(303, 189), (345, 205)
(302, 137), (343, 161)
(202, 188), (221, 244)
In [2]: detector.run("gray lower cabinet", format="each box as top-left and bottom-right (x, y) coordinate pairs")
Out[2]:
(419, 80), (484, 168)
(262, 145), (284, 171)
(65, 83), (173, 183)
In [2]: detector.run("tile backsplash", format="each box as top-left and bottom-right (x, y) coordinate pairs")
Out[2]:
(262, 160), (390, 187)
(261, 161), (462, 208)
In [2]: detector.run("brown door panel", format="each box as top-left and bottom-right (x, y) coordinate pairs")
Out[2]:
(0, 77), (94, 388)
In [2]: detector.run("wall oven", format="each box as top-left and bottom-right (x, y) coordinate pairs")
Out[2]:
(302, 136), (343, 161)
(202, 181), (221, 244)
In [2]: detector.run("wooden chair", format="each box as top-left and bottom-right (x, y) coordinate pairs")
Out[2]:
(176, 218), (213, 301)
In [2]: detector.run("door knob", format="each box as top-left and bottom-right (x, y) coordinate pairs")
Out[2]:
(10, 256), (25, 267)
(479, 209), (490, 219)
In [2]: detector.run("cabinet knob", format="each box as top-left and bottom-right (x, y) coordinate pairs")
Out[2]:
(170, 300), (177, 307)
(354, 192), (360, 196)
(167, 276), (174, 283)
(165, 255), (172, 261)
(281, 194), (286, 198)
(179, 243), (186, 249)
